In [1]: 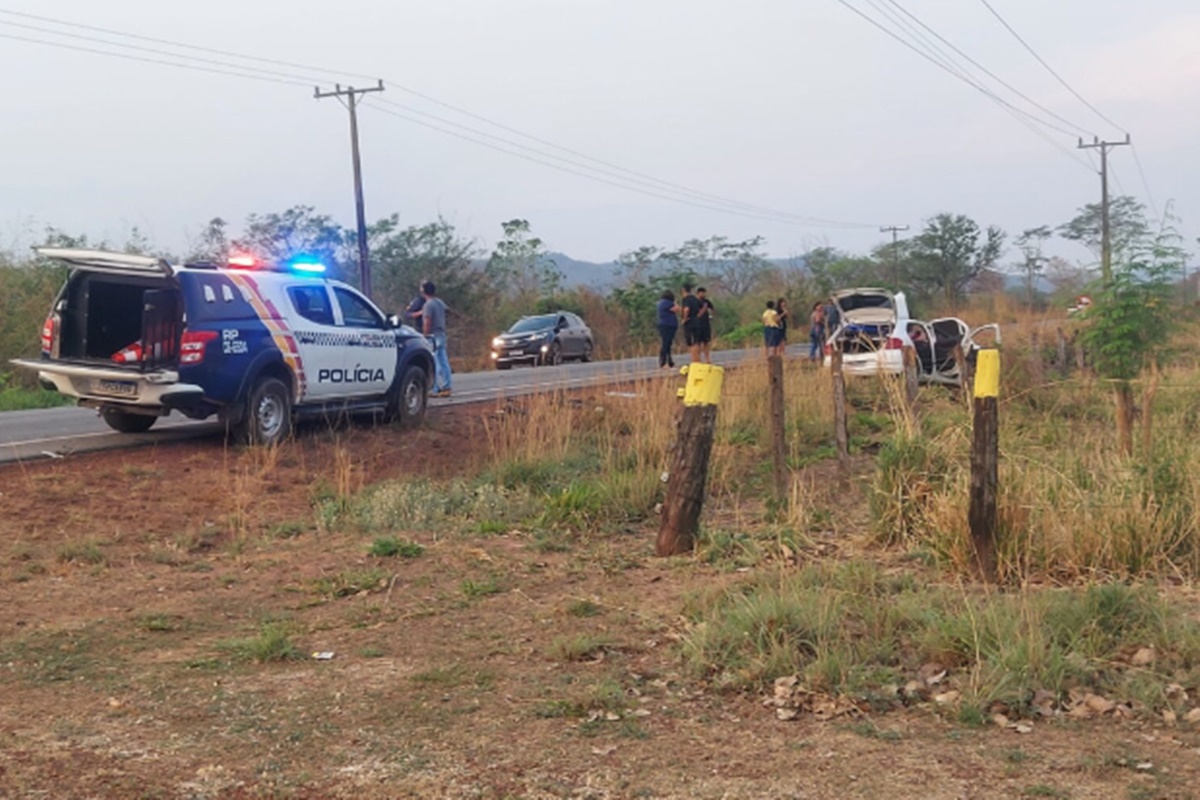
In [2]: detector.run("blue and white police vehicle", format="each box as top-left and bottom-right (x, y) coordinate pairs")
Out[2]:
(12, 248), (436, 445)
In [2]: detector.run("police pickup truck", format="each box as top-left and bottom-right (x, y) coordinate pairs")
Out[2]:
(12, 248), (435, 446)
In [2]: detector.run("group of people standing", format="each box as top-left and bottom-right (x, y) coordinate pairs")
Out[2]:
(657, 287), (847, 366)
(656, 283), (714, 368)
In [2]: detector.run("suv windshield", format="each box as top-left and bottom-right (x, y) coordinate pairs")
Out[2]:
(508, 315), (556, 334)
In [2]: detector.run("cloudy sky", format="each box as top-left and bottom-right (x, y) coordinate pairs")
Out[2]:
(1, 0), (1195, 266)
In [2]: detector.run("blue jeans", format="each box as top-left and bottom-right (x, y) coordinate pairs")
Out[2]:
(430, 332), (452, 392)
(809, 330), (823, 361)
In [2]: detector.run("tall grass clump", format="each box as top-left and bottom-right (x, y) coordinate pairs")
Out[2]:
(682, 563), (1200, 714)
(871, 339), (1200, 580)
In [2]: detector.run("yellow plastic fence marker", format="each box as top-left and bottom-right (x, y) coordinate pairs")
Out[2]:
(973, 349), (1000, 399)
(682, 363), (725, 407)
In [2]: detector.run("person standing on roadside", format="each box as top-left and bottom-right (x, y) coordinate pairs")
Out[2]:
(809, 301), (826, 363)
(656, 289), (680, 368)
(775, 298), (790, 355)
(680, 283), (703, 364)
(696, 286), (715, 364)
(762, 299), (782, 357)
(421, 281), (452, 398)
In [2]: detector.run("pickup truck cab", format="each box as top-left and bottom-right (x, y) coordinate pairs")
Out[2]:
(12, 248), (435, 445)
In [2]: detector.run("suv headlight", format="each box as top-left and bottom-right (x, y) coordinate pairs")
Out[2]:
(492, 337), (503, 348)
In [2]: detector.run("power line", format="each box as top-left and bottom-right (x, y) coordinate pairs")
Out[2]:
(836, 0), (1094, 171)
(0, 5), (880, 230)
(364, 102), (870, 229)
(0, 31), (309, 86)
(834, 0), (1080, 138)
(0, 18), (327, 84)
(372, 97), (872, 228)
(1130, 145), (1161, 223)
(882, 0), (1095, 137)
(976, 0), (1124, 132)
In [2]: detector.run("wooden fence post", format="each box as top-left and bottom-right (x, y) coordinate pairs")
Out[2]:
(657, 364), (725, 557)
(831, 344), (849, 475)
(953, 344), (973, 407)
(903, 345), (919, 410)
(968, 349), (1000, 582)
(1056, 327), (1068, 378)
(1029, 330), (1044, 388)
(767, 354), (787, 503)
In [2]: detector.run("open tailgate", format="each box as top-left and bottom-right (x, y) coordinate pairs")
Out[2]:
(37, 247), (173, 277)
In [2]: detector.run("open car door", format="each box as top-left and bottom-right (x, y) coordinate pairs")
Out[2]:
(36, 248), (173, 278)
(966, 323), (1002, 350)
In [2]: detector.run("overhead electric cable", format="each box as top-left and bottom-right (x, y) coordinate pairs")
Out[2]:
(883, 0), (1095, 136)
(833, 0), (1080, 138)
(976, 0), (1124, 131)
(363, 102), (869, 229)
(0, 5), (879, 230)
(0, 31), (309, 86)
(836, 0), (1094, 172)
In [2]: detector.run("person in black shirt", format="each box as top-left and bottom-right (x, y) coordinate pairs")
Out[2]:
(776, 297), (790, 354)
(679, 283), (703, 364)
(696, 286), (715, 364)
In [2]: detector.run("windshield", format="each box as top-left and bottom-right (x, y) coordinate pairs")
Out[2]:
(508, 315), (556, 334)
(837, 293), (893, 313)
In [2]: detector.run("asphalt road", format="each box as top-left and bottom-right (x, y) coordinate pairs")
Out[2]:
(0, 349), (756, 464)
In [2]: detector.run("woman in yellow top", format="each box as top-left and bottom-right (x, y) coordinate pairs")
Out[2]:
(762, 300), (782, 357)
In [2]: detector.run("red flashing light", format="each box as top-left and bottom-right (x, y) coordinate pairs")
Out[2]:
(180, 329), (219, 365)
(228, 254), (258, 268)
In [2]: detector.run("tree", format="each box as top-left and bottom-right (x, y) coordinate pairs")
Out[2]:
(1080, 218), (1186, 455)
(906, 213), (1005, 306)
(185, 217), (230, 264)
(803, 246), (886, 297)
(1014, 225), (1052, 310)
(487, 219), (562, 302)
(659, 235), (771, 298)
(231, 206), (352, 281)
(614, 245), (663, 285)
(1058, 196), (1149, 266)
(369, 215), (484, 317)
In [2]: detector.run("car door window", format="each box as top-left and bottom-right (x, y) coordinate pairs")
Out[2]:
(288, 286), (335, 326)
(334, 287), (384, 329)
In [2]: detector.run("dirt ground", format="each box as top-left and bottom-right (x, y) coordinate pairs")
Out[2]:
(2, 401), (1199, 799)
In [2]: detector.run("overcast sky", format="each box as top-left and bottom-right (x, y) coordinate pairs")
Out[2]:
(1, 0), (1195, 266)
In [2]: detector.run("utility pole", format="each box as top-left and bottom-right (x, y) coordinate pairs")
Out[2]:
(880, 225), (909, 289)
(1077, 135), (1130, 285)
(315, 80), (385, 298)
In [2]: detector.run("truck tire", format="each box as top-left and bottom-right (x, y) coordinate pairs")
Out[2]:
(234, 376), (292, 445)
(101, 408), (157, 434)
(385, 365), (428, 428)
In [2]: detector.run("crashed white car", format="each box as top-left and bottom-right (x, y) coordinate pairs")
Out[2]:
(822, 288), (999, 386)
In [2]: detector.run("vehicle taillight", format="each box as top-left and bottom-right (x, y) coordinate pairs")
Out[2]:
(180, 329), (219, 365)
(885, 337), (904, 350)
(40, 315), (55, 354)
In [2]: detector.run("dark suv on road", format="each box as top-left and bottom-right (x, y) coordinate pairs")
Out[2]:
(490, 312), (594, 369)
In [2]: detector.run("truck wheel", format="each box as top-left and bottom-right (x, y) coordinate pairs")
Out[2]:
(385, 365), (428, 428)
(235, 376), (291, 445)
(101, 408), (157, 434)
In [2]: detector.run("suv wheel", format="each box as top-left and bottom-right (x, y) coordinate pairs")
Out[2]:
(385, 365), (428, 428)
(581, 339), (594, 363)
(101, 408), (157, 434)
(543, 342), (562, 367)
(234, 376), (291, 445)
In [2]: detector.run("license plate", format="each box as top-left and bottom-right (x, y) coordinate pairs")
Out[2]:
(95, 379), (137, 397)
(509, 349), (524, 356)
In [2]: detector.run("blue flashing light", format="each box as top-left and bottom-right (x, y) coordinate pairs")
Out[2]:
(290, 260), (327, 275)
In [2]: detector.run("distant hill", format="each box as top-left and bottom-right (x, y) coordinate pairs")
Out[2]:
(545, 252), (621, 290)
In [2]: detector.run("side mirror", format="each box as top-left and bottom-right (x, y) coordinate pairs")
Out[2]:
(387, 314), (401, 329)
